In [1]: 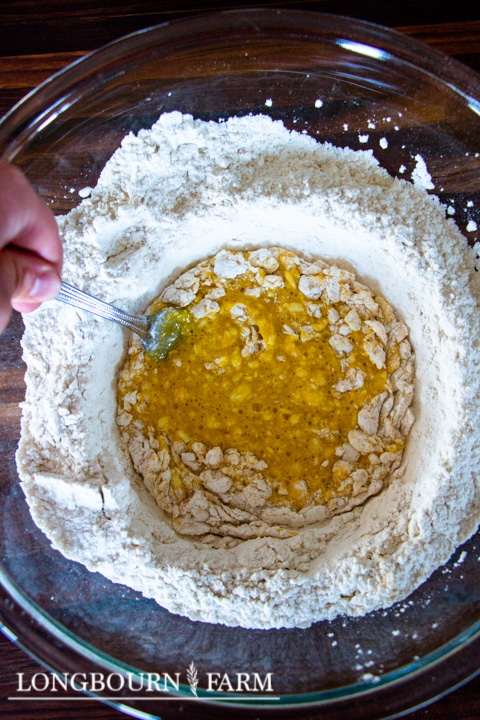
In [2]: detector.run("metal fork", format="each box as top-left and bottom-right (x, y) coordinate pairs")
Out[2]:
(56, 282), (189, 358)
(56, 282), (150, 338)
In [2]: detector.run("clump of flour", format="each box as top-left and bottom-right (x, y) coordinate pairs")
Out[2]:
(17, 113), (480, 629)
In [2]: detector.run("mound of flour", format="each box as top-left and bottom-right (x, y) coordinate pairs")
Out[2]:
(17, 112), (480, 629)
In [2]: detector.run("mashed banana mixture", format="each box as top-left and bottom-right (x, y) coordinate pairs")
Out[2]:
(16, 113), (480, 629)
(118, 248), (414, 543)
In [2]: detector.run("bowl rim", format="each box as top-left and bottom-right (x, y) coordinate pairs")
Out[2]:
(2, 7), (480, 158)
(2, 568), (480, 715)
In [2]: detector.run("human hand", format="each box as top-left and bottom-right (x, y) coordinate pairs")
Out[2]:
(0, 160), (62, 332)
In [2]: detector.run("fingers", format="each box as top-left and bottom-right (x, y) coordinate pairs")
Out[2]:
(0, 161), (63, 331)
(0, 160), (62, 265)
(0, 246), (61, 331)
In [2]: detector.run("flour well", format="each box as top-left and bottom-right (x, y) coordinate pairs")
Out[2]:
(17, 113), (480, 629)
(117, 247), (415, 543)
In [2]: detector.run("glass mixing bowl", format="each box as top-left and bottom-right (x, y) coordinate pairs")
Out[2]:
(0, 9), (479, 719)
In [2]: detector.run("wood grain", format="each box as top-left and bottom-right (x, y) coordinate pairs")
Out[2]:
(0, 2), (479, 719)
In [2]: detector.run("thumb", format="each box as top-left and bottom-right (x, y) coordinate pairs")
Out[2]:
(0, 246), (61, 329)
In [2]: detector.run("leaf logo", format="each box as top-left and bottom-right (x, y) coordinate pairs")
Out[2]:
(187, 661), (198, 697)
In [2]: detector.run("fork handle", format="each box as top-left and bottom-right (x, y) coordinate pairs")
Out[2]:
(56, 282), (149, 337)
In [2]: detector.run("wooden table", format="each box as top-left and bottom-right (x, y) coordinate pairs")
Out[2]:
(1, 2), (479, 718)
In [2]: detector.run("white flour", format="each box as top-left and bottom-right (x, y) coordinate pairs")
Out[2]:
(17, 113), (480, 629)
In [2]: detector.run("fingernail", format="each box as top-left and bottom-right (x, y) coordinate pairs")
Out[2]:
(28, 271), (61, 301)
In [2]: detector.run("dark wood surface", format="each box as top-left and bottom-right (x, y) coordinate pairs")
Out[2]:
(1, 2), (479, 718)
